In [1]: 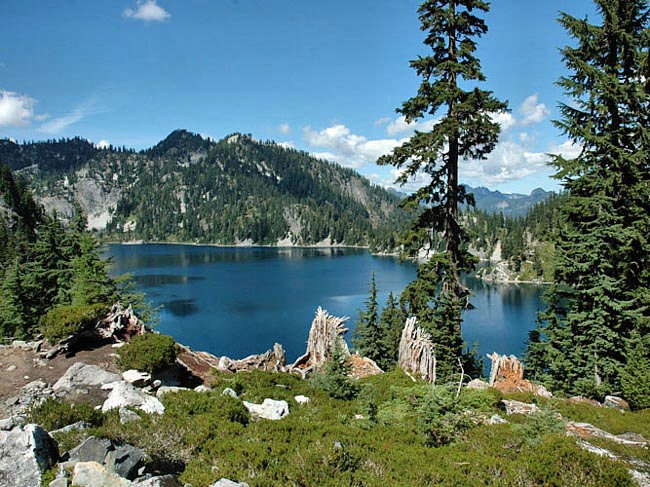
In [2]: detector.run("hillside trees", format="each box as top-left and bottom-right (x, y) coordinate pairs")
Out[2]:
(527, 0), (650, 398)
(379, 0), (507, 379)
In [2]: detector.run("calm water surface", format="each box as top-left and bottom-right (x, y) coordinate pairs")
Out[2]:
(107, 244), (544, 369)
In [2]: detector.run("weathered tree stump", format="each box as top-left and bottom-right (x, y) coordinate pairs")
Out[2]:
(398, 317), (437, 384)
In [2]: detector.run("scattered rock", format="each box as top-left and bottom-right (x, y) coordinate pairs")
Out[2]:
(65, 436), (145, 480)
(0, 415), (26, 431)
(575, 439), (650, 487)
(50, 421), (89, 435)
(488, 414), (508, 425)
(603, 395), (630, 412)
(49, 477), (68, 487)
(71, 461), (131, 487)
(354, 414), (365, 420)
(209, 479), (250, 487)
(398, 317), (437, 384)
(122, 370), (152, 388)
(221, 387), (239, 399)
(566, 421), (647, 446)
(132, 474), (183, 486)
(291, 307), (351, 377)
(155, 386), (190, 399)
(467, 379), (490, 390)
(53, 363), (120, 392)
(4, 380), (51, 417)
(7, 364), (17, 371)
(0, 424), (59, 487)
(194, 385), (212, 393)
(294, 395), (310, 405)
(487, 353), (552, 398)
(119, 408), (141, 425)
(501, 399), (541, 415)
(568, 396), (601, 407)
(101, 381), (165, 414)
(243, 398), (289, 420)
(66, 436), (113, 465)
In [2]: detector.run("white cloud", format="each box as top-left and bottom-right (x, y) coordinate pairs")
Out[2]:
(95, 140), (110, 149)
(39, 99), (97, 134)
(0, 90), (36, 127)
(489, 111), (516, 132)
(303, 124), (408, 169)
(278, 123), (291, 135)
(386, 115), (438, 136)
(123, 0), (170, 22)
(278, 141), (295, 149)
(373, 116), (390, 127)
(34, 113), (49, 121)
(388, 167), (432, 193)
(549, 139), (583, 159)
(519, 94), (551, 125)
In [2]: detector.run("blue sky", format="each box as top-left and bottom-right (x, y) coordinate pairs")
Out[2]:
(1, 0), (597, 193)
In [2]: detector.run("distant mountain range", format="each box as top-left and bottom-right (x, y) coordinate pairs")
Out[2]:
(0, 131), (408, 250)
(462, 185), (553, 217)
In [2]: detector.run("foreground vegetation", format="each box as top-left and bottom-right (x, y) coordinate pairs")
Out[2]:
(38, 369), (645, 486)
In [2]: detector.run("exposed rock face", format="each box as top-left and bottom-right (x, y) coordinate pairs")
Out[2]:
(155, 386), (190, 399)
(467, 379), (490, 390)
(566, 421), (647, 447)
(487, 353), (552, 398)
(603, 395), (630, 411)
(53, 363), (121, 392)
(71, 461), (131, 487)
(348, 353), (383, 378)
(0, 424), (59, 487)
(122, 370), (152, 388)
(291, 307), (350, 377)
(501, 399), (541, 415)
(210, 479), (250, 487)
(65, 436), (145, 480)
(243, 399), (289, 420)
(3, 380), (51, 417)
(101, 381), (165, 415)
(218, 343), (286, 373)
(398, 317), (437, 384)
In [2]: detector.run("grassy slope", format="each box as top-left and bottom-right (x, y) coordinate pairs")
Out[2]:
(44, 369), (647, 487)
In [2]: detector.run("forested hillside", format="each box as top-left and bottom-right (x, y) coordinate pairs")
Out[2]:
(0, 131), (409, 251)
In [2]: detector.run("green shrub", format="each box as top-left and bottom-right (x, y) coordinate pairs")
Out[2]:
(117, 333), (178, 373)
(510, 408), (566, 445)
(28, 397), (102, 431)
(417, 386), (475, 447)
(38, 303), (107, 343)
(620, 332), (650, 410)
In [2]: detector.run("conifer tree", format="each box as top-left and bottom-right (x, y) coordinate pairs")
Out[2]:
(529, 0), (649, 396)
(0, 259), (29, 338)
(352, 274), (387, 365)
(380, 292), (406, 368)
(68, 233), (116, 307)
(379, 0), (507, 378)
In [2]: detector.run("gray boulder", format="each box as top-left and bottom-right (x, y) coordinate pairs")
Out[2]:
(65, 436), (145, 480)
(0, 424), (59, 487)
(242, 399), (289, 420)
(122, 370), (152, 388)
(155, 386), (190, 399)
(210, 479), (250, 487)
(48, 477), (68, 487)
(221, 387), (239, 399)
(66, 436), (112, 464)
(102, 381), (165, 414)
(501, 399), (541, 415)
(71, 461), (131, 487)
(53, 363), (120, 392)
(132, 474), (183, 486)
(466, 379), (490, 390)
(603, 395), (630, 412)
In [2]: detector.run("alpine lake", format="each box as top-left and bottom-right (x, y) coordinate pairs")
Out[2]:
(107, 244), (544, 372)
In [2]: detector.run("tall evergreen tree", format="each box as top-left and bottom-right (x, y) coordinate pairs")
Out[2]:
(68, 233), (116, 307)
(380, 292), (406, 369)
(352, 274), (388, 365)
(379, 0), (507, 378)
(0, 258), (29, 339)
(529, 1), (649, 396)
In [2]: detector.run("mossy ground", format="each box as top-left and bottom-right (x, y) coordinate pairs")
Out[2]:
(42, 369), (647, 486)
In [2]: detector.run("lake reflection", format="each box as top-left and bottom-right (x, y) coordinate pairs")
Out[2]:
(107, 244), (544, 372)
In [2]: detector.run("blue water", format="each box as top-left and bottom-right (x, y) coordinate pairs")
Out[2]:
(106, 244), (544, 369)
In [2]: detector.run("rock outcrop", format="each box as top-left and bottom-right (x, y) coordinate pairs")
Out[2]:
(218, 343), (287, 373)
(242, 399), (290, 420)
(603, 395), (630, 411)
(291, 307), (350, 377)
(0, 424), (59, 487)
(501, 399), (542, 415)
(64, 436), (145, 480)
(487, 352), (551, 398)
(53, 363), (121, 392)
(101, 381), (165, 415)
(398, 317), (437, 384)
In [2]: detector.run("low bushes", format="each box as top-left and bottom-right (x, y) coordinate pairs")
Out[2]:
(117, 333), (178, 373)
(27, 397), (102, 431)
(38, 303), (107, 343)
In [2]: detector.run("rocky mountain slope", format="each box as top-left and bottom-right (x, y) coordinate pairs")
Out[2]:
(0, 131), (408, 250)
(462, 184), (552, 217)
